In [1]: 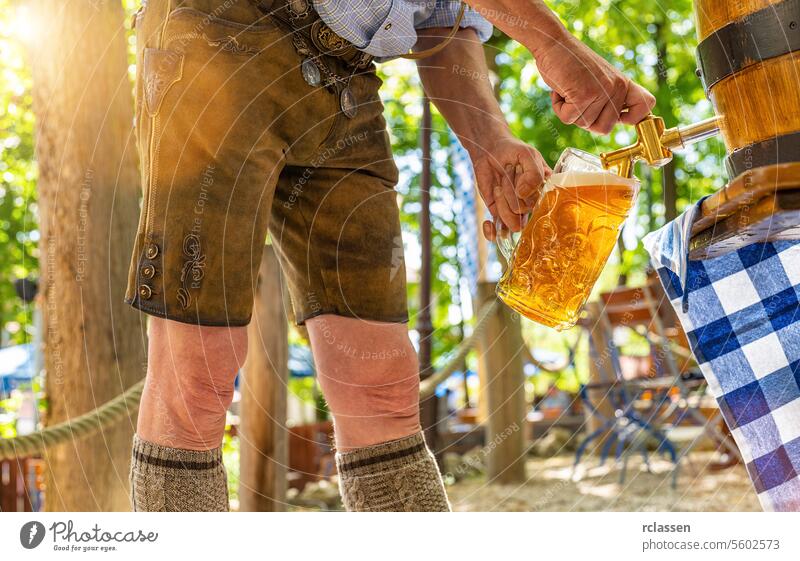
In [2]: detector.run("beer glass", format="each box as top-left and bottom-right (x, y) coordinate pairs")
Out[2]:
(495, 149), (640, 330)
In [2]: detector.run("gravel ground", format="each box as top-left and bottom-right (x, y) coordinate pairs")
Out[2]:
(447, 452), (761, 512)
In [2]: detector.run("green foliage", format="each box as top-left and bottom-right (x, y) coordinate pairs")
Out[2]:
(222, 428), (239, 503)
(0, 375), (45, 437)
(0, 0), (37, 345)
(288, 376), (330, 421)
(380, 63), (468, 365)
(0, 393), (20, 437)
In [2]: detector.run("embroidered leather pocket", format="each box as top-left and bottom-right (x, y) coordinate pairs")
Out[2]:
(143, 48), (184, 117)
(164, 7), (281, 57)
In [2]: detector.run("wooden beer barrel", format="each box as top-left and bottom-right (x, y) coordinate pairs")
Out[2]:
(689, 0), (800, 258)
(694, 0), (800, 177)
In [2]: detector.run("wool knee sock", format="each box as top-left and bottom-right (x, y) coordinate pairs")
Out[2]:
(129, 434), (229, 512)
(336, 432), (450, 512)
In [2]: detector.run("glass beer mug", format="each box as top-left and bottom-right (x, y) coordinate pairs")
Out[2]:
(495, 148), (640, 331)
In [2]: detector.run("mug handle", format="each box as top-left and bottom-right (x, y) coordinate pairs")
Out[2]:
(494, 216), (516, 263)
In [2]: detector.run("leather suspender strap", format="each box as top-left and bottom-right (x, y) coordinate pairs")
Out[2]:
(401, 1), (467, 60)
(696, 0), (800, 91)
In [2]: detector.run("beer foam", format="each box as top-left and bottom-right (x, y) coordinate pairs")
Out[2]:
(546, 170), (640, 191)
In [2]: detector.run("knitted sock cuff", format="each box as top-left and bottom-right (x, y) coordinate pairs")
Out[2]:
(132, 434), (224, 480)
(336, 432), (429, 478)
(335, 432), (450, 512)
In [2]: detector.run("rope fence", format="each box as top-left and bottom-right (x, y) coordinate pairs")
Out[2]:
(1, 299), (513, 460)
(418, 300), (498, 399)
(0, 380), (145, 460)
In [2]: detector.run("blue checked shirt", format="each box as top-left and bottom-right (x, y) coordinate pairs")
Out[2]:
(312, 0), (493, 58)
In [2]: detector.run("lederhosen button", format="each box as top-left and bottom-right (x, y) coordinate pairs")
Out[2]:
(340, 87), (357, 119)
(301, 58), (321, 86)
(287, 0), (310, 19)
(145, 243), (159, 259)
(138, 284), (153, 300)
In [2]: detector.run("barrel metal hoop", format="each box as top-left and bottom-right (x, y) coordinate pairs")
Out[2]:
(696, 0), (800, 91)
(726, 131), (800, 178)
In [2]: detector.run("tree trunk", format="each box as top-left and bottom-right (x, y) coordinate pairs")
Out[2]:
(655, 20), (679, 222)
(239, 246), (288, 512)
(29, 0), (144, 511)
(662, 161), (678, 222)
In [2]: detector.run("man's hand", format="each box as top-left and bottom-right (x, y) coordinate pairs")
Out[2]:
(463, 0), (656, 134)
(415, 28), (553, 241)
(537, 37), (656, 134)
(470, 135), (551, 241)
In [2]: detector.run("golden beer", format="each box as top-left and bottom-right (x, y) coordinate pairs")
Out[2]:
(496, 171), (639, 330)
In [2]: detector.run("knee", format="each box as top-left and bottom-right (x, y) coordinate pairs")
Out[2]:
(140, 319), (247, 449)
(360, 350), (420, 426)
(323, 353), (419, 416)
(309, 322), (421, 449)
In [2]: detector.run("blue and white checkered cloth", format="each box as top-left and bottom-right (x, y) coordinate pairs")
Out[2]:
(644, 202), (800, 512)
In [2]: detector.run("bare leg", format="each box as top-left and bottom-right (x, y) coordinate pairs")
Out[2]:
(130, 318), (247, 511)
(306, 315), (449, 511)
(137, 318), (247, 449)
(306, 315), (420, 451)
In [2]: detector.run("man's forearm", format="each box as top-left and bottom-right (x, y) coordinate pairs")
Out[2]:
(463, 0), (571, 57)
(463, 0), (657, 132)
(415, 28), (510, 158)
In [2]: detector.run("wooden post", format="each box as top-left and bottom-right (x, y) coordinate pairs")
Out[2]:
(238, 245), (288, 512)
(584, 302), (617, 450)
(477, 282), (527, 484)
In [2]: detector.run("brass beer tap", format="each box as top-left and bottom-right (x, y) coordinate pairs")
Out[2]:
(600, 114), (723, 177)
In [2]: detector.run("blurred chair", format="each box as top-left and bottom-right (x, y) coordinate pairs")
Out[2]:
(0, 457), (43, 512)
(574, 278), (738, 487)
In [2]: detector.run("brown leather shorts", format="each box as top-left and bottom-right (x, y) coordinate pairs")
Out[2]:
(126, 0), (408, 326)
